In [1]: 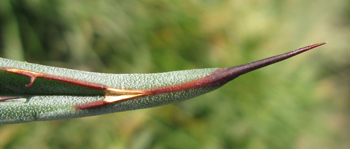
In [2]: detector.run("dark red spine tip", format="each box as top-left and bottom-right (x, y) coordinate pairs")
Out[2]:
(199, 42), (327, 86)
(224, 42), (327, 79)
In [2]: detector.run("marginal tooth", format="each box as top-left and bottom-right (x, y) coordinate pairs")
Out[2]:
(26, 76), (37, 87)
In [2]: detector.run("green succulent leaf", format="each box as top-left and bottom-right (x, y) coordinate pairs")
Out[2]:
(0, 43), (325, 124)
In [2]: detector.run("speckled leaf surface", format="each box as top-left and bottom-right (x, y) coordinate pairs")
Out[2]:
(0, 43), (325, 124)
(0, 57), (219, 124)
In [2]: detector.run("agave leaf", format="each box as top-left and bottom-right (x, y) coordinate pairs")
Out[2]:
(0, 43), (326, 124)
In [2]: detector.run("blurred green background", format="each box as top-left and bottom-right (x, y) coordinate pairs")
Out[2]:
(0, 0), (348, 148)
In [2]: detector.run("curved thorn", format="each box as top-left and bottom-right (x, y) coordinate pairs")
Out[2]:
(26, 76), (37, 87)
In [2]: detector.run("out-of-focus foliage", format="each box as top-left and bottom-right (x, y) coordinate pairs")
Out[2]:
(0, 0), (348, 148)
